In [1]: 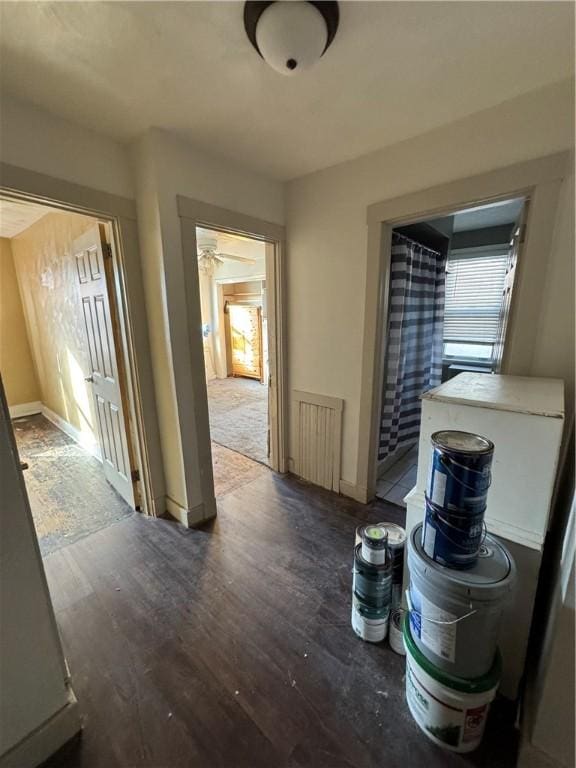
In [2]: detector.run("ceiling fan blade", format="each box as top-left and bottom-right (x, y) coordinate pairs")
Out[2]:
(216, 252), (257, 265)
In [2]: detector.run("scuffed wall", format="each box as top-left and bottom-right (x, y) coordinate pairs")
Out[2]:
(11, 211), (98, 443)
(0, 237), (40, 406)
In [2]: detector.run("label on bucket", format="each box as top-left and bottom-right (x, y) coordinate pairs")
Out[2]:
(406, 663), (464, 749)
(410, 585), (457, 664)
(463, 705), (489, 744)
(405, 651), (494, 753)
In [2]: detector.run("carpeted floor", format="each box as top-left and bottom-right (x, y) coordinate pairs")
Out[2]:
(211, 441), (268, 498)
(13, 415), (133, 556)
(13, 408), (268, 555)
(207, 376), (269, 464)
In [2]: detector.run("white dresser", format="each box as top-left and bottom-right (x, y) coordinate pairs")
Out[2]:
(403, 373), (565, 699)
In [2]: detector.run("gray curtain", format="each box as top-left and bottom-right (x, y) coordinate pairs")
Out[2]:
(378, 233), (446, 460)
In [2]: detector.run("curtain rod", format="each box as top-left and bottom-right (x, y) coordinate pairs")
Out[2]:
(392, 230), (441, 256)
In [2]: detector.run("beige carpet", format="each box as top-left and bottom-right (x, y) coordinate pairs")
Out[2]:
(211, 441), (268, 498)
(13, 415), (133, 555)
(207, 377), (269, 464)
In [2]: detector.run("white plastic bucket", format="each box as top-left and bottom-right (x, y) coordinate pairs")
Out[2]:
(404, 618), (500, 753)
(407, 523), (515, 678)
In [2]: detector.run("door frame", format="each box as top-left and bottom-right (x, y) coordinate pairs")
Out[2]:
(357, 151), (570, 503)
(0, 161), (165, 517)
(178, 195), (288, 474)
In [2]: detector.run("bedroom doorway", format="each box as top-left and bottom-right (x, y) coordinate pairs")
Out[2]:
(196, 226), (270, 494)
(0, 195), (151, 554)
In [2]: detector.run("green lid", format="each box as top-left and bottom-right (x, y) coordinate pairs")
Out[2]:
(403, 614), (501, 694)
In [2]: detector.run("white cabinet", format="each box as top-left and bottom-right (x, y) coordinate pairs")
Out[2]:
(403, 372), (565, 699)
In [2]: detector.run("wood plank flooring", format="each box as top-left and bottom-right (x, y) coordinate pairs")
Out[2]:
(41, 472), (518, 768)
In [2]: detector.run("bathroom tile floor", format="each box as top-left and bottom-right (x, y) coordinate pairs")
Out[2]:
(375, 444), (419, 508)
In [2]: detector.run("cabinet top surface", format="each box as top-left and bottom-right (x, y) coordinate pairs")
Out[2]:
(422, 373), (564, 418)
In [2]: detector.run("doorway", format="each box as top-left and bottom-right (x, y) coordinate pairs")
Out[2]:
(0, 198), (143, 553)
(178, 196), (287, 505)
(196, 226), (272, 495)
(374, 196), (526, 506)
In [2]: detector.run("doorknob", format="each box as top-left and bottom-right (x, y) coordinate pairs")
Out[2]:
(85, 376), (94, 383)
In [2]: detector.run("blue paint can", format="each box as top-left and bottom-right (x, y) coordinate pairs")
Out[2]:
(427, 431), (493, 514)
(422, 496), (486, 568)
(424, 431), (494, 569)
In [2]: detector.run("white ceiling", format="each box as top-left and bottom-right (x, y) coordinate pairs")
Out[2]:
(452, 198), (524, 233)
(0, 2), (573, 180)
(197, 226), (265, 261)
(0, 199), (50, 238)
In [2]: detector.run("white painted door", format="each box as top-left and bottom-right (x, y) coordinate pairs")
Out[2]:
(74, 226), (135, 508)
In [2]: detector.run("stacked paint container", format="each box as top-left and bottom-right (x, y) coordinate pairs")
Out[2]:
(351, 522), (407, 650)
(404, 431), (516, 753)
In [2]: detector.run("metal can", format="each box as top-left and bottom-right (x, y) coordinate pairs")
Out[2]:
(351, 594), (389, 643)
(378, 522), (406, 610)
(360, 523), (388, 565)
(352, 544), (392, 609)
(422, 496), (486, 568)
(427, 430), (494, 515)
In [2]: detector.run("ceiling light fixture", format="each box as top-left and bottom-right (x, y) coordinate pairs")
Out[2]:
(244, 1), (339, 76)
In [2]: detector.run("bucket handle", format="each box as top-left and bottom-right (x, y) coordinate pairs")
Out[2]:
(405, 590), (477, 626)
(439, 454), (492, 492)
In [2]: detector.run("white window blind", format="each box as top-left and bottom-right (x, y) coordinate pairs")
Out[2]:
(443, 248), (509, 345)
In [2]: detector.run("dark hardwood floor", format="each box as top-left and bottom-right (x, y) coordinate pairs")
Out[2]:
(41, 473), (518, 768)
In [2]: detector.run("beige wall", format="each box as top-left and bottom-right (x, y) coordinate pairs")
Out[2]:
(132, 128), (284, 522)
(0, 94), (133, 198)
(11, 211), (98, 445)
(0, 237), (40, 406)
(286, 79), (575, 487)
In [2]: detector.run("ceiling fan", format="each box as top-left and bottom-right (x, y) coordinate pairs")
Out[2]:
(197, 231), (256, 276)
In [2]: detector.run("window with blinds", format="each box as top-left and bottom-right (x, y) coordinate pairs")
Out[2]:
(443, 246), (510, 363)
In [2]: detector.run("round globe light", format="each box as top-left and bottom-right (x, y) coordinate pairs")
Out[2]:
(255, 1), (328, 76)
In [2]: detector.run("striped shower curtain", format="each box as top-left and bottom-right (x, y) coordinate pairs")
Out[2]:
(378, 233), (446, 460)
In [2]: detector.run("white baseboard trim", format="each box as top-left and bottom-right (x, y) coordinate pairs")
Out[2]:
(0, 688), (81, 768)
(165, 496), (190, 526)
(9, 401), (42, 419)
(165, 496), (217, 528)
(339, 480), (369, 504)
(41, 405), (102, 462)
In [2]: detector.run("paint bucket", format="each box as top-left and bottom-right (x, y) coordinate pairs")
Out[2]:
(407, 523), (515, 679)
(379, 522), (406, 609)
(422, 495), (486, 569)
(404, 616), (501, 753)
(352, 544), (392, 610)
(389, 608), (406, 655)
(360, 524), (388, 565)
(351, 595), (389, 643)
(427, 430), (493, 515)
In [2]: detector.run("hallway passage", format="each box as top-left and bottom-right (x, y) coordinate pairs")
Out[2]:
(13, 414), (133, 556)
(41, 472), (517, 768)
